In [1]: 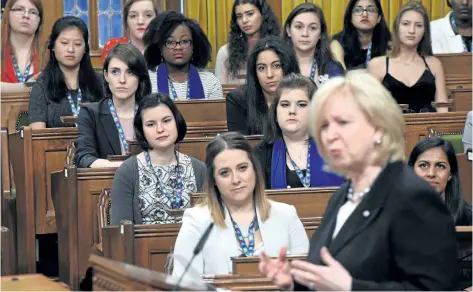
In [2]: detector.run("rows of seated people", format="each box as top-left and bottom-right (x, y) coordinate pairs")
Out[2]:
(1, 0), (472, 290)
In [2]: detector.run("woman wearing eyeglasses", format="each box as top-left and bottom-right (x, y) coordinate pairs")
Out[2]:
(331, 0), (391, 70)
(1, 0), (43, 93)
(143, 11), (223, 99)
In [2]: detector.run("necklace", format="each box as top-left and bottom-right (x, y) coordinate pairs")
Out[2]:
(309, 58), (317, 80)
(11, 51), (32, 83)
(347, 184), (370, 203)
(144, 151), (183, 209)
(285, 142), (311, 188)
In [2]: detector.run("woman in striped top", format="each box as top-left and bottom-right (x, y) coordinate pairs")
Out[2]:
(143, 11), (223, 100)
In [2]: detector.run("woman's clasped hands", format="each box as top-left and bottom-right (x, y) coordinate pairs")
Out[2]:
(259, 246), (352, 291)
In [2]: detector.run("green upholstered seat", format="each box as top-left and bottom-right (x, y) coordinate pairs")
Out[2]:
(440, 134), (464, 154)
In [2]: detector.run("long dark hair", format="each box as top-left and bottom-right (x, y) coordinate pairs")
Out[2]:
(144, 11), (212, 71)
(228, 0), (280, 78)
(282, 3), (342, 76)
(245, 36), (300, 135)
(408, 137), (467, 225)
(264, 73), (317, 144)
(44, 16), (102, 102)
(103, 43), (152, 104)
(332, 0), (391, 69)
(391, 1), (432, 57)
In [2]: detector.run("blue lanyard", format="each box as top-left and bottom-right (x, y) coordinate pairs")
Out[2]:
(144, 151), (183, 209)
(309, 58), (317, 81)
(286, 142), (311, 188)
(230, 214), (258, 257)
(450, 13), (471, 52)
(108, 99), (131, 153)
(66, 89), (82, 116)
(11, 52), (32, 83)
(365, 42), (372, 66)
(168, 78), (190, 100)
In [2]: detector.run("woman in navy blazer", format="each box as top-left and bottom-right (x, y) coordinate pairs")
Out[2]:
(75, 43), (151, 168)
(172, 132), (309, 283)
(260, 71), (458, 291)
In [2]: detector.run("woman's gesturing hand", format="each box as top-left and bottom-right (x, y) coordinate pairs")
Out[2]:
(290, 247), (352, 291)
(259, 246), (293, 290)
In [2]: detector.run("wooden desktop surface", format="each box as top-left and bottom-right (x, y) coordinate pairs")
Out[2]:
(1, 274), (69, 291)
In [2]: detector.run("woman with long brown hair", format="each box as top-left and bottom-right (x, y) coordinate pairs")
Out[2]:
(1, 0), (43, 92)
(100, 0), (159, 64)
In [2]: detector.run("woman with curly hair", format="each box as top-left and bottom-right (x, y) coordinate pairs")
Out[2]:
(215, 0), (280, 84)
(282, 3), (344, 85)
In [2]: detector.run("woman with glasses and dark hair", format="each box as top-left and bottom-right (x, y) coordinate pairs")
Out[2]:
(254, 74), (344, 189)
(1, 0), (43, 92)
(331, 0), (391, 70)
(75, 43), (152, 168)
(368, 1), (449, 113)
(100, 0), (159, 64)
(282, 3), (344, 85)
(110, 93), (206, 225)
(408, 137), (472, 226)
(215, 0), (280, 84)
(144, 11), (223, 99)
(226, 36), (300, 135)
(28, 16), (102, 129)
(172, 132), (308, 282)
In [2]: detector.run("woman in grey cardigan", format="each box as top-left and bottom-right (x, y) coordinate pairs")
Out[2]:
(111, 93), (206, 225)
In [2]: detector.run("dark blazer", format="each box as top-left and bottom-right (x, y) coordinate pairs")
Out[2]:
(75, 99), (122, 168)
(295, 161), (459, 291)
(253, 142), (273, 188)
(226, 85), (266, 135)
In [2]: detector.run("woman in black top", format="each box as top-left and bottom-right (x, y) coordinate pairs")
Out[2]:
(226, 36), (299, 135)
(408, 137), (472, 226)
(75, 44), (152, 168)
(28, 16), (102, 128)
(368, 1), (449, 113)
(331, 0), (390, 70)
(253, 73), (344, 189)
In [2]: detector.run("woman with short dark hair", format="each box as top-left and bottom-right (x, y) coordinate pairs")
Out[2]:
(144, 11), (222, 99)
(253, 73), (344, 189)
(408, 137), (472, 226)
(226, 36), (299, 135)
(75, 43), (151, 168)
(110, 93), (206, 225)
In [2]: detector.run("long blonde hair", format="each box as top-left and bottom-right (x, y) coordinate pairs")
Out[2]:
(201, 132), (270, 228)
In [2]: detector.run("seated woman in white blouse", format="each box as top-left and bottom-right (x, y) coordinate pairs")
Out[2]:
(172, 132), (309, 282)
(143, 11), (223, 99)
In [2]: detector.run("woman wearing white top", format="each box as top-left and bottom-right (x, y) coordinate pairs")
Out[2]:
(143, 11), (223, 99)
(215, 0), (280, 84)
(430, 0), (472, 54)
(172, 132), (308, 283)
(259, 71), (459, 291)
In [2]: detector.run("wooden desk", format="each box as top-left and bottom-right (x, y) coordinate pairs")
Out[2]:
(404, 111), (468, 155)
(203, 274), (276, 291)
(192, 187), (336, 219)
(51, 166), (116, 290)
(1, 274), (69, 291)
(457, 153), (472, 204)
(232, 255), (307, 275)
(175, 99), (227, 137)
(9, 126), (77, 274)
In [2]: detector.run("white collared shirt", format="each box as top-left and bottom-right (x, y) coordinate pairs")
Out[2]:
(430, 12), (468, 54)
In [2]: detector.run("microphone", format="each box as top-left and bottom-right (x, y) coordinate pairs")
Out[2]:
(173, 222), (215, 291)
